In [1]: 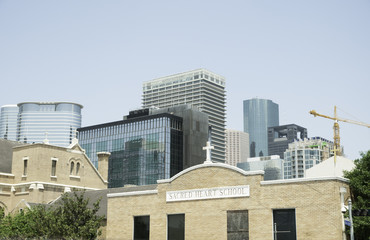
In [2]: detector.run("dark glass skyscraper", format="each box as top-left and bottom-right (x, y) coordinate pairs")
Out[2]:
(268, 124), (307, 159)
(243, 98), (279, 157)
(78, 105), (209, 187)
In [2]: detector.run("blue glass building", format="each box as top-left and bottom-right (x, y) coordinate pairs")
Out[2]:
(78, 110), (185, 187)
(243, 98), (279, 157)
(16, 102), (83, 146)
(0, 105), (19, 141)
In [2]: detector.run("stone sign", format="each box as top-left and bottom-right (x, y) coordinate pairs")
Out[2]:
(166, 185), (250, 202)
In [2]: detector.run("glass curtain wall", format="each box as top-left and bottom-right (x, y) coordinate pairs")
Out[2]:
(78, 115), (183, 187)
(0, 105), (19, 140)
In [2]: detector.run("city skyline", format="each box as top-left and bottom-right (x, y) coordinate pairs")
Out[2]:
(0, 1), (369, 160)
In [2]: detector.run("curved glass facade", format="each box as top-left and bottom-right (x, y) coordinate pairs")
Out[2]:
(243, 98), (279, 157)
(78, 114), (183, 187)
(0, 105), (19, 140)
(16, 102), (82, 146)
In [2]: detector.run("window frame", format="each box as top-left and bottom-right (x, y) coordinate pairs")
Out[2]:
(167, 213), (185, 240)
(227, 210), (249, 240)
(133, 215), (150, 240)
(22, 157), (28, 177)
(51, 157), (58, 177)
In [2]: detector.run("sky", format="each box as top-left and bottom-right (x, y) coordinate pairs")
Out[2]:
(0, 0), (369, 160)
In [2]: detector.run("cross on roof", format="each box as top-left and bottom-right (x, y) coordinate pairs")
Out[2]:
(203, 141), (214, 163)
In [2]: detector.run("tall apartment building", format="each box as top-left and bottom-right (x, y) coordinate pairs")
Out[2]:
(78, 105), (209, 187)
(142, 69), (226, 163)
(0, 105), (18, 141)
(0, 102), (83, 147)
(225, 129), (249, 166)
(268, 124), (307, 159)
(243, 98), (279, 157)
(283, 137), (335, 179)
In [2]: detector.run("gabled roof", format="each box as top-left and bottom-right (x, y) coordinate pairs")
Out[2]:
(45, 185), (158, 218)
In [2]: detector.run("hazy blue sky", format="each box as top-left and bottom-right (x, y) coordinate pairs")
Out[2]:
(1, 1), (369, 160)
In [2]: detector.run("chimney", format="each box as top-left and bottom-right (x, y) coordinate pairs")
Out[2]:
(97, 152), (110, 181)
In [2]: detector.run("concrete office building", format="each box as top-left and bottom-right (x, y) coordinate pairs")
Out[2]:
(0, 105), (18, 141)
(237, 155), (284, 180)
(268, 124), (308, 159)
(284, 137), (335, 179)
(225, 129), (249, 166)
(243, 98), (279, 158)
(0, 102), (83, 147)
(142, 69), (226, 163)
(78, 105), (209, 187)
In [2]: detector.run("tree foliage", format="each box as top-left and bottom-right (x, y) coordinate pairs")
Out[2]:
(0, 190), (104, 239)
(343, 150), (370, 240)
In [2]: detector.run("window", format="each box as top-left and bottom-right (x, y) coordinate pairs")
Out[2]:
(167, 214), (185, 240)
(134, 216), (150, 240)
(76, 162), (80, 175)
(70, 162), (74, 175)
(51, 159), (57, 177)
(23, 159), (28, 176)
(227, 210), (249, 240)
(273, 209), (296, 240)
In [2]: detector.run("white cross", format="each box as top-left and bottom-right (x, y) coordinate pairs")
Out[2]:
(202, 141), (214, 163)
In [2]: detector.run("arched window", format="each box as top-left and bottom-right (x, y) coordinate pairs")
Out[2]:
(76, 162), (80, 175)
(70, 162), (75, 175)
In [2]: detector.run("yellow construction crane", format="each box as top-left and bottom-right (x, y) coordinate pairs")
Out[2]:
(309, 106), (370, 156)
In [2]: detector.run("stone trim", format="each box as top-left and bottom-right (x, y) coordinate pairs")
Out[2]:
(15, 192), (30, 196)
(157, 163), (264, 184)
(261, 176), (349, 185)
(0, 173), (15, 177)
(107, 190), (158, 198)
(0, 181), (102, 191)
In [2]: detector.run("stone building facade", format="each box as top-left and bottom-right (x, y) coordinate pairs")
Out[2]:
(0, 139), (108, 214)
(106, 162), (350, 240)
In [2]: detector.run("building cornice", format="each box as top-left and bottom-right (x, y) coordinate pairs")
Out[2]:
(157, 163), (264, 184)
(0, 181), (104, 190)
(261, 176), (350, 185)
(107, 190), (158, 198)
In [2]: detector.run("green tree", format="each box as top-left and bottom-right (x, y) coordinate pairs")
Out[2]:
(344, 150), (370, 240)
(50, 190), (104, 239)
(0, 190), (104, 239)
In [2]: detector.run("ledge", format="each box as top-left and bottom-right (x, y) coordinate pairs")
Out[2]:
(261, 176), (350, 185)
(0, 173), (15, 178)
(108, 190), (158, 198)
(15, 192), (30, 196)
(69, 175), (81, 180)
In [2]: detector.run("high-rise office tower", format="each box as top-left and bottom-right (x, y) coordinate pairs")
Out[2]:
(225, 129), (249, 166)
(243, 98), (279, 158)
(16, 102), (83, 146)
(142, 69), (226, 163)
(78, 105), (209, 187)
(0, 105), (19, 141)
(268, 124), (307, 159)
